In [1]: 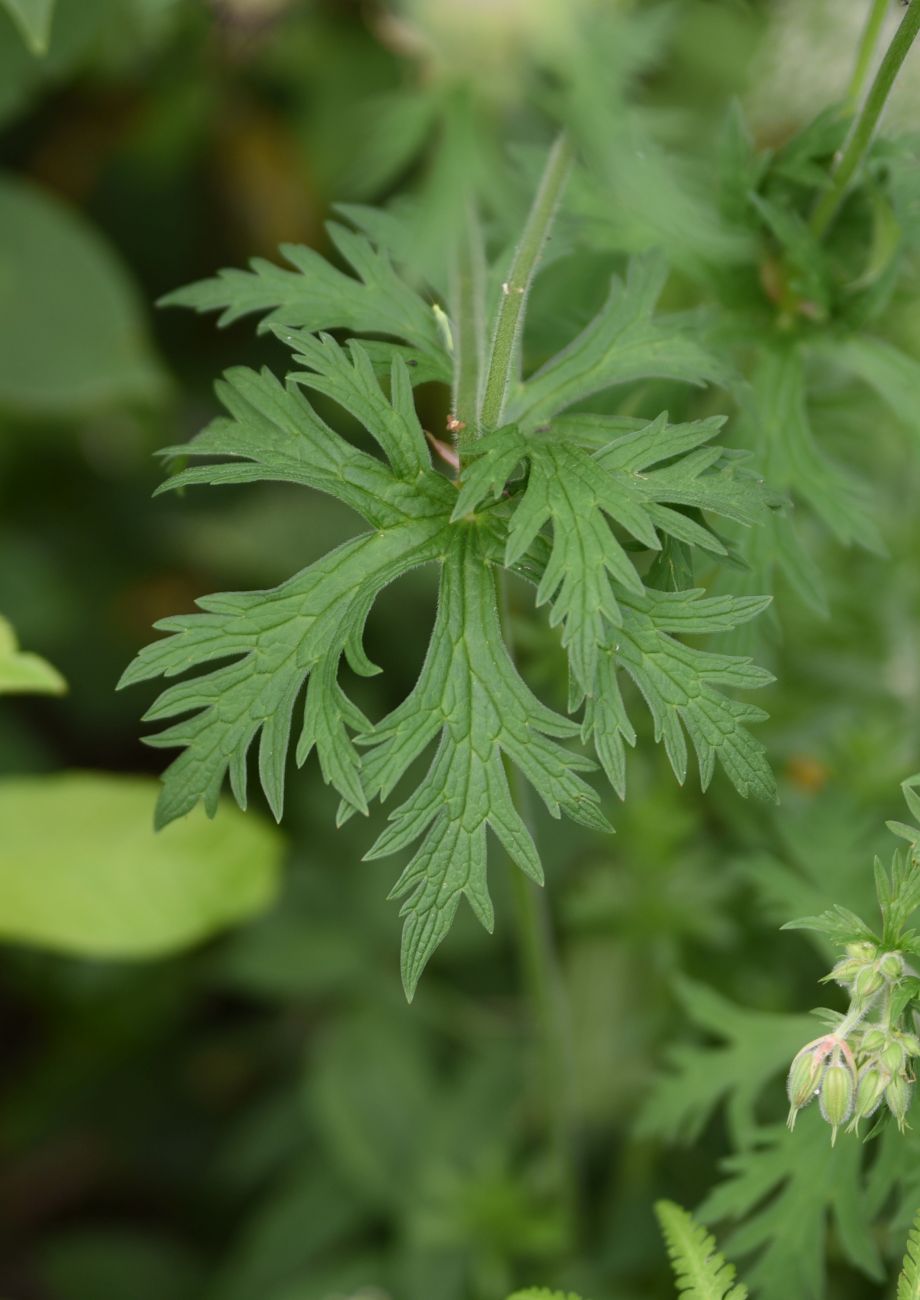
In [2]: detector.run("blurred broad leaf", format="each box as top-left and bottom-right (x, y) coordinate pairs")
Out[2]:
(0, 176), (165, 414)
(0, 0), (113, 123)
(308, 1010), (434, 1208)
(0, 614), (66, 694)
(0, 0), (55, 53)
(813, 333), (920, 440)
(0, 772), (283, 956)
(207, 1157), (365, 1300)
(36, 1228), (202, 1300)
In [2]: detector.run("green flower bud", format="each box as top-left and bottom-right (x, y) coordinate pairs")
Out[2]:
(786, 1046), (826, 1127)
(852, 1066), (888, 1125)
(901, 1033), (920, 1058)
(826, 957), (863, 987)
(819, 1060), (856, 1143)
(881, 1040), (906, 1075)
(879, 952), (904, 981)
(886, 1074), (913, 1132)
(853, 966), (885, 1001)
(846, 942), (878, 962)
(860, 1028), (886, 1054)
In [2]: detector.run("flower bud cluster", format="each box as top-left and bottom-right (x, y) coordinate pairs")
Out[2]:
(825, 942), (903, 1002)
(786, 943), (919, 1141)
(786, 1035), (857, 1143)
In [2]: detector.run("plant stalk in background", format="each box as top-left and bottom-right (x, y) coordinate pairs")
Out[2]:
(811, 0), (920, 238)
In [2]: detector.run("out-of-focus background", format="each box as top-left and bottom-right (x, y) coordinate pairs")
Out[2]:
(2, 1), (920, 1297)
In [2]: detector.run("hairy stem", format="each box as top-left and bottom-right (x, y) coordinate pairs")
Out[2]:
(811, 0), (920, 239)
(846, 0), (891, 110)
(459, 151), (580, 1218)
(498, 570), (579, 1229)
(479, 133), (573, 433)
(450, 205), (486, 455)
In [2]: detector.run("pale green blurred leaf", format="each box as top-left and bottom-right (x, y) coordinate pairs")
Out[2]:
(208, 1158), (364, 1300)
(0, 0), (55, 53)
(0, 614), (66, 695)
(0, 176), (165, 414)
(308, 1010), (435, 1209)
(816, 333), (920, 440)
(0, 772), (283, 956)
(506, 1291), (586, 1300)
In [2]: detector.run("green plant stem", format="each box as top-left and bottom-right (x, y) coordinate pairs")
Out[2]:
(811, 0), (920, 239)
(479, 133), (573, 433)
(473, 139), (580, 1223)
(846, 0), (892, 111)
(498, 570), (579, 1230)
(450, 205), (486, 455)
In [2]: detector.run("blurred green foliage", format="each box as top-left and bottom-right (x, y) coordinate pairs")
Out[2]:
(2, 2), (920, 1299)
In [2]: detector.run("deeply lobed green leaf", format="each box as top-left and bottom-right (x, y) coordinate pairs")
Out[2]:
(161, 218), (451, 381)
(120, 514), (450, 828)
(507, 255), (735, 428)
(357, 524), (611, 997)
(698, 1113), (883, 1300)
(639, 979), (814, 1146)
(127, 194), (778, 993)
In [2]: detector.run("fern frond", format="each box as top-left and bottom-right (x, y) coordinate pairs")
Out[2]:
(655, 1200), (748, 1300)
(898, 1207), (920, 1300)
(506, 1291), (587, 1300)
